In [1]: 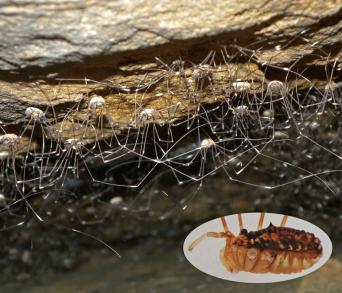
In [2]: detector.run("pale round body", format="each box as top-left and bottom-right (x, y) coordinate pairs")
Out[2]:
(139, 108), (156, 122)
(200, 138), (215, 148)
(25, 107), (45, 120)
(192, 64), (212, 80)
(232, 81), (251, 92)
(0, 133), (20, 146)
(233, 105), (249, 116)
(267, 80), (287, 97)
(88, 96), (106, 110)
(65, 138), (83, 151)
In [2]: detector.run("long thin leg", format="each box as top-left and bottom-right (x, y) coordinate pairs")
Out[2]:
(221, 216), (229, 233)
(188, 216), (233, 252)
(188, 232), (227, 251)
(238, 213), (243, 231)
(280, 215), (288, 227)
(258, 212), (265, 230)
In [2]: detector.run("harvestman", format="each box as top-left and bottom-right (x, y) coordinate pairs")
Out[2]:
(188, 213), (322, 274)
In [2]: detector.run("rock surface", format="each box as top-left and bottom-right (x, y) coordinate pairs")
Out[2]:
(0, 0), (341, 147)
(0, 0), (341, 72)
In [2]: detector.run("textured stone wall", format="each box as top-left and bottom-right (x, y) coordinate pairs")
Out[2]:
(0, 0), (341, 148)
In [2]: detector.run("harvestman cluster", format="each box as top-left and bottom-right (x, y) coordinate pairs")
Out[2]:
(0, 44), (341, 228)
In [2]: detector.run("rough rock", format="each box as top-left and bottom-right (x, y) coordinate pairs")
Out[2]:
(0, 0), (341, 148)
(0, 0), (341, 72)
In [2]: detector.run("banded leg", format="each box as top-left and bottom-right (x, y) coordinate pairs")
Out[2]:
(221, 216), (239, 272)
(258, 212), (265, 230)
(280, 215), (288, 227)
(237, 213), (243, 231)
(188, 231), (227, 251)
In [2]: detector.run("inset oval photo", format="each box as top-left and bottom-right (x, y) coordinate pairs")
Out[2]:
(183, 212), (332, 283)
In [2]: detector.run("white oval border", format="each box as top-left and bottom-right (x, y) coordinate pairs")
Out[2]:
(183, 212), (333, 283)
